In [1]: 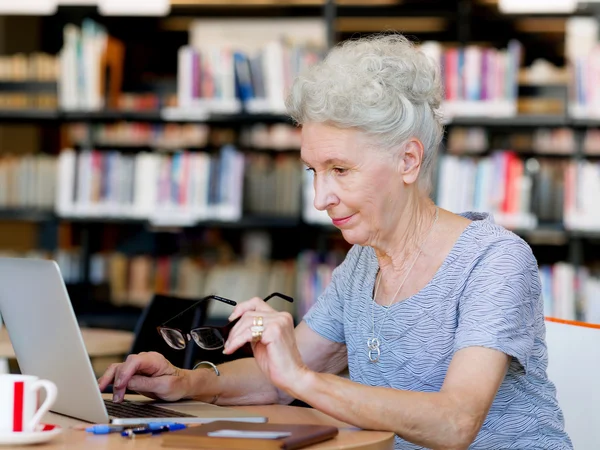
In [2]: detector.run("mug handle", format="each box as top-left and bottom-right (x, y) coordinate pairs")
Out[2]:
(28, 380), (57, 431)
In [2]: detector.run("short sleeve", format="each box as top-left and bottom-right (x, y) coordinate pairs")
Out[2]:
(454, 239), (539, 373)
(303, 245), (363, 344)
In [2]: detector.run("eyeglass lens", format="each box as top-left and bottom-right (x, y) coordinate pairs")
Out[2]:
(191, 327), (226, 350)
(158, 328), (186, 350)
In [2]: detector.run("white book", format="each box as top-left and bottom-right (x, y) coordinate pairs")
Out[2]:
(177, 46), (193, 109)
(59, 24), (79, 110)
(55, 149), (77, 216)
(220, 48), (235, 102)
(132, 153), (158, 218)
(436, 156), (454, 211)
(263, 41), (286, 113)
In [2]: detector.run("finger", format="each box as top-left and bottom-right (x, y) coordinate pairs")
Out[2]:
(97, 363), (120, 392)
(228, 297), (274, 322)
(223, 313), (257, 354)
(259, 312), (294, 346)
(224, 312), (273, 355)
(111, 355), (148, 402)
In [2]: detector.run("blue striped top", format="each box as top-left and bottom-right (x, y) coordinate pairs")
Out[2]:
(304, 212), (572, 449)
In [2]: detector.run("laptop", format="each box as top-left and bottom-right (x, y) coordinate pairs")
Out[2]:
(0, 257), (267, 425)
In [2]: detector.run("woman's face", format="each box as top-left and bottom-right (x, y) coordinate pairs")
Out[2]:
(301, 122), (408, 247)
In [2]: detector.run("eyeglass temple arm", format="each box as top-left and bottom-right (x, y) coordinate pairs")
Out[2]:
(263, 292), (294, 303)
(160, 295), (237, 326)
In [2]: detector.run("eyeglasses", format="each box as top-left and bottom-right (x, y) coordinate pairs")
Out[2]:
(156, 293), (294, 352)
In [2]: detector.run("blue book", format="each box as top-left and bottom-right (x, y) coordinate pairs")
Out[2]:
(233, 52), (254, 102)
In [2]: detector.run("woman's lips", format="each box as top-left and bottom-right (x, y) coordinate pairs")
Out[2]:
(331, 214), (355, 227)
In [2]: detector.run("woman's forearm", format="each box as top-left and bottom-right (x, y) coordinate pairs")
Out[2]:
(183, 358), (293, 406)
(290, 371), (478, 450)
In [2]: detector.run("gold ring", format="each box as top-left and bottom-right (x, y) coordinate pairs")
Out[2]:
(251, 316), (264, 342)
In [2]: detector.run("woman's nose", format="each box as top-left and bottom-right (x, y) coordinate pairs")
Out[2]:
(313, 176), (338, 211)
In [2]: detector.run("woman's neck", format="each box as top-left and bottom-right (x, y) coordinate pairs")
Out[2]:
(373, 196), (437, 275)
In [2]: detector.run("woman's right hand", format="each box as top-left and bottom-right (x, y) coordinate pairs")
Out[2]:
(97, 351), (189, 403)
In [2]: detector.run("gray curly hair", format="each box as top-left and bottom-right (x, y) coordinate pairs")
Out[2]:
(286, 34), (444, 194)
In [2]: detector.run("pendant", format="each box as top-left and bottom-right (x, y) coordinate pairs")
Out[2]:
(367, 337), (380, 349)
(368, 347), (380, 363)
(367, 337), (381, 363)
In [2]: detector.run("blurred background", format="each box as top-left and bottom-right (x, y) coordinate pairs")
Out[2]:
(0, 0), (598, 339)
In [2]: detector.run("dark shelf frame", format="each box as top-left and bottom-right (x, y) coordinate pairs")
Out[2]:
(0, 109), (597, 128)
(0, 209), (56, 222)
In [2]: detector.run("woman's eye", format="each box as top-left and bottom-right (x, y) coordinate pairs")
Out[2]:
(333, 167), (347, 175)
(305, 167), (315, 173)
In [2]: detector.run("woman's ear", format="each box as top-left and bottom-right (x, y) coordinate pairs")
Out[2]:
(400, 139), (424, 185)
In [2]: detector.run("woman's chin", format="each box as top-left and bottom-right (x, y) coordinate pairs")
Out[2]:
(340, 229), (368, 246)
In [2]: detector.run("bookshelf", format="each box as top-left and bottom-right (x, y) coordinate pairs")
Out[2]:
(0, 1), (599, 326)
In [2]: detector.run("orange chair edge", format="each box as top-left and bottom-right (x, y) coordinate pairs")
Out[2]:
(545, 316), (600, 329)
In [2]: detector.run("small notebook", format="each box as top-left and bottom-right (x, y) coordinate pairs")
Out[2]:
(161, 420), (339, 450)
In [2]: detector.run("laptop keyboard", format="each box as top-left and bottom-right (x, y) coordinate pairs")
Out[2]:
(104, 399), (196, 419)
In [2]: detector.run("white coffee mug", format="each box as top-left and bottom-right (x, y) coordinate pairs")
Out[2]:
(0, 375), (57, 433)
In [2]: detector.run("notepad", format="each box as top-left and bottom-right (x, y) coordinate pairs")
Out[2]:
(161, 420), (339, 450)
(207, 429), (292, 439)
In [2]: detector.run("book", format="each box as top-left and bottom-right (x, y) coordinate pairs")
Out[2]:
(161, 420), (338, 450)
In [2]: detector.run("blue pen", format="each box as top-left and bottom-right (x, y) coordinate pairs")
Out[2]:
(121, 423), (186, 438)
(86, 425), (127, 435)
(86, 422), (178, 435)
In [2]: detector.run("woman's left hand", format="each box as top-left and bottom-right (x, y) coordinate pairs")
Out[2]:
(223, 297), (309, 392)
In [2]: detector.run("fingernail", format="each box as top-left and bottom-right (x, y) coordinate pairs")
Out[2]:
(113, 394), (119, 403)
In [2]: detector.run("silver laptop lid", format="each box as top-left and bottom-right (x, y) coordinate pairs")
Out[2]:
(0, 257), (110, 423)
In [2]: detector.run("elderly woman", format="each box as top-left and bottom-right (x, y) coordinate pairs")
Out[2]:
(99, 35), (572, 449)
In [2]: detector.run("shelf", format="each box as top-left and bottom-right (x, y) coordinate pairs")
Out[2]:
(0, 109), (597, 129)
(447, 115), (569, 128)
(73, 143), (300, 153)
(514, 224), (568, 246)
(569, 230), (600, 240)
(446, 150), (575, 158)
(3, 206), (599, 244)
(60, 215), (147, 225)
(208, 112), (292, 125)
(62, 110), (163, 122)
(0, 109), (59, 122)
(199, 216), (302, 228)
(62, 110), (292, 124)
(73, 143), (210, 152)
(0, 209), (55, 222)
(0, 109), (293, 124)
(571, 118), (600, 128)
(57, 214), (305, 228)
(0, 81), (57, 92)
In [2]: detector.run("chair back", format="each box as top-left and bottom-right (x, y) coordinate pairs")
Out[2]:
(130, 294), (209, 369)
(0, 313), (7, 374)
(545, 317), (600, 450)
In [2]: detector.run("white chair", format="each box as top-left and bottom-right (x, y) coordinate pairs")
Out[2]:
(545, 317), (600, 450)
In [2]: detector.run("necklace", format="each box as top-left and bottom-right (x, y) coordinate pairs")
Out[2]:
(367, 206), (439, 363)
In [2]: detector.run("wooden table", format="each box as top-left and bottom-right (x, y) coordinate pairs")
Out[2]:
(0, 395), (395, 450)
(0, 327), (134, 359)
